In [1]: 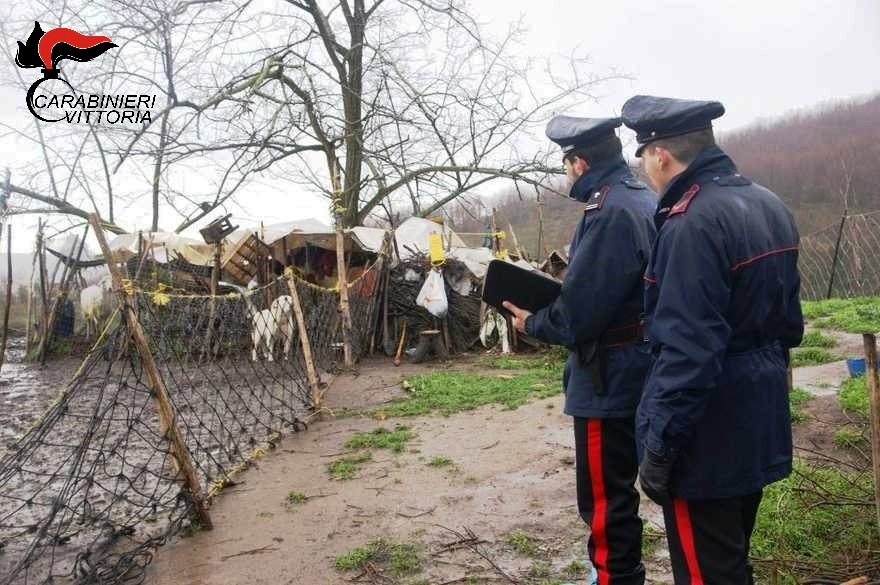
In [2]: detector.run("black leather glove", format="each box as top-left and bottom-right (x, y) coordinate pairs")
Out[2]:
(639, 448), (674, 505)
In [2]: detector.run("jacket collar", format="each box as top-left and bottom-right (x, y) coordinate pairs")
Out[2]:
(657, 146), (737, 212)
(569, 155), (630, 203)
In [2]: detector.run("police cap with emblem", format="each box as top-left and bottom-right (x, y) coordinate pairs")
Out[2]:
(621, 95), (725, 157)
(545, 115), (622, 154)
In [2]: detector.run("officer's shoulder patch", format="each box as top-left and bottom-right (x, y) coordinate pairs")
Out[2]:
(667, 184), (701, 217)
(622, 177), (647, 190)
(713, 173), (751, 187)
(584, 185), (610, 213)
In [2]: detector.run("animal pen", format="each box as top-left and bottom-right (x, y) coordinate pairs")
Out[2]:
(0, 216), (389, 585)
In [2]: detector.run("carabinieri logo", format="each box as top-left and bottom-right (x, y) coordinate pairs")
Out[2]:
(15, 21), (154, 124)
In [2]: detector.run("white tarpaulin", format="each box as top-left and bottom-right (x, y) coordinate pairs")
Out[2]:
(394, 217), (465, 260)
(106, 232), (214, 265)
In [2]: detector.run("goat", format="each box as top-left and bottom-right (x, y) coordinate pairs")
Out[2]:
(229, 282), (297, 362)
(479, 307), (511, 354)
(80, 276), (112, 338)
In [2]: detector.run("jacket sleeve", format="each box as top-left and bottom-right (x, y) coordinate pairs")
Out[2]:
(525, 207), (647, 347)
(642, 217), (732, 458)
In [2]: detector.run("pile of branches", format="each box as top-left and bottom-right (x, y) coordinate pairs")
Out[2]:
(385, 253), (482, 354)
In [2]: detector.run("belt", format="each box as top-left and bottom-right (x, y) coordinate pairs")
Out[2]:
(603, 322), (647, 347)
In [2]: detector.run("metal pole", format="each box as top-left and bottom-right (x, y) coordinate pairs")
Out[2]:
(826, 210), (848, 299)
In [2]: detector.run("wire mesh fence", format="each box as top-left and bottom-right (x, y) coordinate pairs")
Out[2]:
(0, 262), (382, 585)
(799, 210), (880, 301)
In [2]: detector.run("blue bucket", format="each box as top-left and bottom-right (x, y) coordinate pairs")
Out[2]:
(846, 357), (880, 378)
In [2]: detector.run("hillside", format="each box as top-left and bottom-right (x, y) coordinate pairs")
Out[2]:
(452, 93), (880, 257)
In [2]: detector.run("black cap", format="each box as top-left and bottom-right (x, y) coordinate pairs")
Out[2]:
(621, 95), (725, 157)
(545, 115), (621, 153)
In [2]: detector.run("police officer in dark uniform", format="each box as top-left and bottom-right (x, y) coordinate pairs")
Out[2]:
(504, 116), (657, 585)
(621, 96), (804, 585)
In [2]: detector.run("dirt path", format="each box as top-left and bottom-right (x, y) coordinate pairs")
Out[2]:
(145, 356), (670, 585)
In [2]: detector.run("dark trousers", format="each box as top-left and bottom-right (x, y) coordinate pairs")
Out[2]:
(662, 491), (763, 585)
(574, 416), (644, 585)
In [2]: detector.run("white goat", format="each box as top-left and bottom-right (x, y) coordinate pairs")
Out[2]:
(480, 307), (511, 354)
(80, 276), (112, 338)
(250, 295), (296, 362)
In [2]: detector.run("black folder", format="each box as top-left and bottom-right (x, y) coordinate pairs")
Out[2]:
(481, 259), (561, 315)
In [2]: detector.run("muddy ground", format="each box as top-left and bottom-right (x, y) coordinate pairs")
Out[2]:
(0, 325), (864, 585)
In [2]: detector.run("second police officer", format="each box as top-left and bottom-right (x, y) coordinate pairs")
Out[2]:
(622, 96), (804, 585)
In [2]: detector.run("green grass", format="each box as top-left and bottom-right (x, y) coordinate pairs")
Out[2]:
(642, 524), (665, 559)
(345, 425), (414, 453)
(839, 375), (869, 417)
(790, 347), (838, 367)
(334, 539), (421, 577)
(427, 455), (454, 468)
(801, 297), (880, 333)
(286, 491), (307, 505)
(832, 426), (866, 450)
(751, 461), (878, 584)
(381, 369), (562, 417)
(788, 387), (813, 424)
(798, 330), (837, 348)
(562, 559), (587, 579)
(327, 452), (373, 481)
(526, 560), (552, 579)
(506, 529), (538, 556)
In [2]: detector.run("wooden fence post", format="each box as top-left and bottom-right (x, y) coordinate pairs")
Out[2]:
(0, 227), (12, 372)
(285, 274), (322, 411)
(862, 333), (880, 535)
(89, 214), (213, 530)
(330, 161), (354, 368)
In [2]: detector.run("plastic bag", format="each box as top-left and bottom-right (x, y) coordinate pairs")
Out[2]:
(416, 269), (449, 318)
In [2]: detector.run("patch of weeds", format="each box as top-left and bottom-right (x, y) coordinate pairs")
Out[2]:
(789, 387), (813, 424)
(642, 524), (665, 559)
(345, 424), (414, 453)
(478, 352), (564, 374)
(428, 455), (454, 468)
(334, 539), (421, 577)
(327, 451), (373, 481)
(286, 491), (307, 505)
(563, 559), (587, 578)
(839, 375), (869, 417)
(180, 518), (204, 538)
(801, 297), (880, 333)
(751, 461), (878, 584)
(832, 426), (866, 450)
(799, 330), (837, 348)
(790, 347), (838, 367)
(257, 511), (274, 518)
(526, 560), (552, 579)
(506, 529), (538, 557)
(384, 368), (562, 417)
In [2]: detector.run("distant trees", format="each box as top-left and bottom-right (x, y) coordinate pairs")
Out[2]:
(721, 94), (880, 234)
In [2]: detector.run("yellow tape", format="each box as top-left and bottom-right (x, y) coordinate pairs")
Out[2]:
(429, 233), (445, 266)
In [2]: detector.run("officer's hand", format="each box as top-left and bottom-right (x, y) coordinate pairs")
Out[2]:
(502, 301), (532, 333)
(639, 448), (673, 506)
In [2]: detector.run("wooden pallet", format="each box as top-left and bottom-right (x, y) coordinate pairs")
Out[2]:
(222, 233), (272, 285)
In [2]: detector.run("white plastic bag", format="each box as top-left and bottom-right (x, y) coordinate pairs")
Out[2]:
(416, 269), (449, 318)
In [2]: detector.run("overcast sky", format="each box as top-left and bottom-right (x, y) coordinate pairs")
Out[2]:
(1, 0), (878, 252)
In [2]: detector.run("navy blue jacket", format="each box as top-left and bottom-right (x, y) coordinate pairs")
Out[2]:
(526, 155), (657, 418)
(637, 146), (804, 499)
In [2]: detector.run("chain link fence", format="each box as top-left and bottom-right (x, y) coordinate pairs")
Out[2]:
(799, 210), (880, 301)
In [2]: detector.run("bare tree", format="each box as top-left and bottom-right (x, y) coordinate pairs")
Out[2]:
(1, 0), (622, 234)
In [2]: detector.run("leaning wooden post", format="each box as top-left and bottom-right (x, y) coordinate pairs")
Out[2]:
(285, 271), (322, 411)
(0, 227), (12, 372)
(862, 333), (880, 535)
(331, 162), (354, 368)
(89, 214), (213, 530)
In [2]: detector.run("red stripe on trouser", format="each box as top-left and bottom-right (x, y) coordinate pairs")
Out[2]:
(673, 499), (705, 585)
(587, 419), (609, 585)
